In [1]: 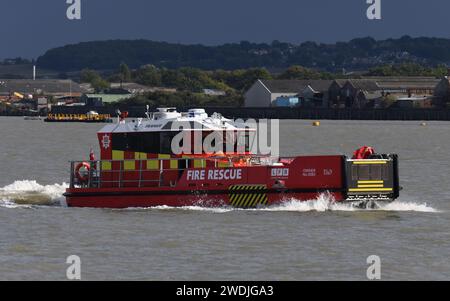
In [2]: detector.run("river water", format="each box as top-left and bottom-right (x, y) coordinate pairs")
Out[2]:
(0, 117), (449, 280)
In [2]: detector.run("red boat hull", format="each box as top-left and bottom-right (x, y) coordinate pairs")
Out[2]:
(65, 187), (346, 209)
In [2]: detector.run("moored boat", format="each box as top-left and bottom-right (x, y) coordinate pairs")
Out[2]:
(64, 108), (400, 208)
(44, 111), (113, 123)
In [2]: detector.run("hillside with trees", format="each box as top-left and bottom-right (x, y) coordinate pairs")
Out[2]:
(36, 36), (450, 72)
(76, 61), (447, 108)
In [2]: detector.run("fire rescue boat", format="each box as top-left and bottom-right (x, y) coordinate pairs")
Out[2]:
(64, 108), (400, 208)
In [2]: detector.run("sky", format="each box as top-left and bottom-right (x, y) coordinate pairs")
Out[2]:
(0, 0), (449, 59)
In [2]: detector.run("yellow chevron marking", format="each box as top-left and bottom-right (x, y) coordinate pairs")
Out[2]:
(229, 191), (235, 202)
(258, 194), (268, 206)
(248, 193), (261, 208)
(248, 193), (260, 208)
(245, 187), (259, 208)
(240, 193), (251, 208)
(237, 187), (250, 207)
(231, 185), (243, 206)
(228, 185), (267, 208)
(235, 187), (245, 206)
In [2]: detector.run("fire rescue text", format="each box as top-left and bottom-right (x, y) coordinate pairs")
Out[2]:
(186, 169), (242, 181)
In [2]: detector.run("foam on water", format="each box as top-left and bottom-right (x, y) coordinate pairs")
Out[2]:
(380, 201), (437, 213)
(131, 193), (438, 213)
(141, 205), (234, 213)
(0, 180), (68, 208)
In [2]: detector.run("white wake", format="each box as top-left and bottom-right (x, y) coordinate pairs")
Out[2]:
(140, 193), (438, 213)
(0, 180), (68, 208)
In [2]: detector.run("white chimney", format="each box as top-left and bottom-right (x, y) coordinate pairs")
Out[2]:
(33, 65), (36, 80)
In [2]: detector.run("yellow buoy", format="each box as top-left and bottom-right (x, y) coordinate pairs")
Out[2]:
(312, 121), (320, 127)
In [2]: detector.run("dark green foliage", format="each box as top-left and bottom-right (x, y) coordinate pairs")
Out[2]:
(367, 63), (448, 77)
(115, 91), (243, 108)
(130, 66), (273, 92)
(278, 65), (333, 80)
(119, 63), (132, 82)
(80, 69), (109, 92)
(36, 37), (450, 72)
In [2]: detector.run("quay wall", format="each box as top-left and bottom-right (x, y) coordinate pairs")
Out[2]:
(48, 106), (450, 121)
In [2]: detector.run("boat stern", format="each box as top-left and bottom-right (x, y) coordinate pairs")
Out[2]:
(344, 154), (400, 203)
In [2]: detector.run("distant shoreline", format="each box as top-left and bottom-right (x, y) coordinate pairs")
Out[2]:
(37, 106), (450, 121)
(3, 107), (450, 121)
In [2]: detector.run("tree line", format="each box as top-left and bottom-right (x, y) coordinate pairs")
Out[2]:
(36, 36), (450, 72)
(79, 62), (448, 108)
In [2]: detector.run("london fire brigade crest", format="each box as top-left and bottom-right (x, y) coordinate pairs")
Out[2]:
(101, 134), (111, 150)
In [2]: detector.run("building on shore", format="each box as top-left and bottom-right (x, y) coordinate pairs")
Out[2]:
(244, 79), (332, 107)
(246, 76), (442, 109)
(0, 79), (88, 113)
(81, 93), (134, 106)
(433, 77), (450, 107)
(339, 79), (381, 108)
(328, 79), (347, 107)
(0, 79), (87, 98)
(109, 82), (176, 94)
(362, 76), (439, 95)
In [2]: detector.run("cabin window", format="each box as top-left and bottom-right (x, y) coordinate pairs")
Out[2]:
(370, 165), (382, 180)
(381, 165), (389, 181)
(112, 132), (160, 153)
(352, 164), (389, 181)
(357, 165), (370, 180)
(160, 132), (180, 154)
(351, 165), (359, 181)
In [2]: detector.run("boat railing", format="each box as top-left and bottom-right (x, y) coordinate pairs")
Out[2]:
(68, 156), (289, 189)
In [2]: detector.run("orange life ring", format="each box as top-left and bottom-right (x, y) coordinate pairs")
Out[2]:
(75, 162), (91, 183)
(233, 159), (247, 167)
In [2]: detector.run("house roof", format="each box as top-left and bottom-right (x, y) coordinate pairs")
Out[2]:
(332, 79), (348, 87)
(0, 79), (86, 95)
(345, 79), (380, 91)
(260, 79), (333, 93)
(85, 94), (133, 103)
(110, 82), (177, 94)
(361, 90), (383, 100)
(110, 82), (152, 90)
(361, 76), (440, 90)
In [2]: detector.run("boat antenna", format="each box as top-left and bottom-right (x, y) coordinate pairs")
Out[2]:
(116, 109), (121, 123)
(145, 105), (150, 120)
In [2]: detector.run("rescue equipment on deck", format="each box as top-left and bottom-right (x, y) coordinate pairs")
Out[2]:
(352, 146), (375, 159)
(75, 162), (91, 183)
